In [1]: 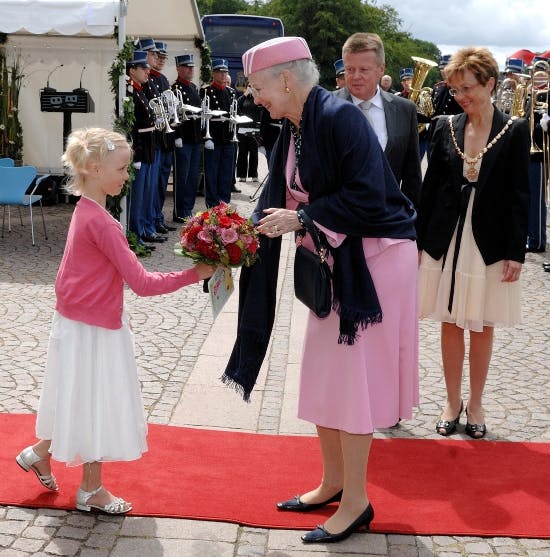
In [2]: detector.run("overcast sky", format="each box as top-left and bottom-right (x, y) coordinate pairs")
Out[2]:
(379, 0), (549, 69)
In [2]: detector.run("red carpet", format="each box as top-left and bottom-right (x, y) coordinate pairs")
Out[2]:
(2, 413), (549, 538)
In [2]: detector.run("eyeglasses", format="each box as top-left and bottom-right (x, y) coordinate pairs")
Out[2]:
(448, 83), (481, 97)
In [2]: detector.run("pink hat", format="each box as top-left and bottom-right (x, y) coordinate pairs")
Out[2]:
(242, 36), (312, 76)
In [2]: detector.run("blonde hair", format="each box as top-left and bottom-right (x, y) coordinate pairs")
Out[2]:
(62, 127), (130, 195)
(342, 33), (385, 66)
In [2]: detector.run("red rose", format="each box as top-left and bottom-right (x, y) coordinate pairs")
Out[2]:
(226, 243), (243, 265)
(218, 215), (232, 227)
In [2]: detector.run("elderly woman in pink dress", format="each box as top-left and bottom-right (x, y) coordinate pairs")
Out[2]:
(222, 37), (419, 544)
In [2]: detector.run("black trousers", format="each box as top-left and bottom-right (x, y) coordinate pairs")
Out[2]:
(236, 134), (258, 179)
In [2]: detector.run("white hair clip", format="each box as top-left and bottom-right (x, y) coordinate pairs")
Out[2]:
(104, 137), (116, 151)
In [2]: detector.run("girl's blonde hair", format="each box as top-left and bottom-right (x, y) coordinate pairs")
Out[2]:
(62, 127), (130, 194)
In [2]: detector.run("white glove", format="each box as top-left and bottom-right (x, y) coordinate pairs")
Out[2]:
(204, 139), (215, 150)
(133, 162), (142, 170)
(175, 138), (183, 148)
(258, 146), (266, 157)
(541, 113), (549, 133)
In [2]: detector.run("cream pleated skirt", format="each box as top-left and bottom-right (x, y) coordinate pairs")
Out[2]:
(36, 311), (148, 466)
(418, 192), (522, 332)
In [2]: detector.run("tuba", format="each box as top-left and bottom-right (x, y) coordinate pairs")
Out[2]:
(495, 73), (530, 117)
(409, 56), (438, 131)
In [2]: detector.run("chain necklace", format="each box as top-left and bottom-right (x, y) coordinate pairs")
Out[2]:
(448, 115), (516, 181)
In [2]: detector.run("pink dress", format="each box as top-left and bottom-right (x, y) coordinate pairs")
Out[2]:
(286, 140), (419, 434)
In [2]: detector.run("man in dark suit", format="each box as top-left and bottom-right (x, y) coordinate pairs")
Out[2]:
(335, 33), (422, 208)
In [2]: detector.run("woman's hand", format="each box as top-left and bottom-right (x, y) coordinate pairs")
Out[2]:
(501, 260), (522, 282)
(257, 208), (302, 237)
(195, 262), (217, 280)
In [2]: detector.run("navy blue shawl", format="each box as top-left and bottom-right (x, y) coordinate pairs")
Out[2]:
(222, 86), (416, 401)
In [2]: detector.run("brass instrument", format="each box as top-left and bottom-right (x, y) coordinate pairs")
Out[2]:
(149, 97), (174, 133)
(528, 60), (549, 192)
(161, 90), (181, 127)
(199, 95), (226, 141)
(410, 56), (438, 132)
(495, 73), (530, 117)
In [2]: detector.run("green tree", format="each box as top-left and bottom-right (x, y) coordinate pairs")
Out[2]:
(197, 0), (250, 15)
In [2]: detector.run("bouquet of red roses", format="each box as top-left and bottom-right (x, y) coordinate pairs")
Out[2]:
(175, 202), (260, 268)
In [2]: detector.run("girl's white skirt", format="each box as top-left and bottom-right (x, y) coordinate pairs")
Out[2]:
(36, 311), (148, 466)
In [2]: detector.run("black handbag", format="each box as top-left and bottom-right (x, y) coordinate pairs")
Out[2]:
(294, 211), (332, 318)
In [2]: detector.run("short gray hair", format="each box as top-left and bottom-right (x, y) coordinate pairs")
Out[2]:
(266, 58), (320, 87)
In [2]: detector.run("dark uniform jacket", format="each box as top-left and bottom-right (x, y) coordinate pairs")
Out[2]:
(417, 109), (530, 265)
(200, 83), (236, 145)
(171, 78), (202, 144)
(127, 79), (155, 164)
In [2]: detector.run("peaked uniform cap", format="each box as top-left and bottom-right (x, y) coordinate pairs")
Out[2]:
(175, 53), (195, 66)
(399, 67), (414, 80)
(212, 58), (229, 71)
(137, 37), (158, 52)
(126, 50), (150, 68)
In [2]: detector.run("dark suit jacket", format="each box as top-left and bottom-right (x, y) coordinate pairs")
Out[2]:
(334, 87), (422, 207)
(417, 109), (530, 265)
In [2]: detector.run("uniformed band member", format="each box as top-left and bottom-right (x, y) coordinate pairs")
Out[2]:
(200, 58), (237, 208)
(236, 84), (261, 182)
(171, 53), (203, 222)
(125, 50), (158, 250)
(396, 67), (413, 98)
(334, 58), (346, 90)
(512, 54), (549, 252)
(134, 37), (167, 243)
(139, 38), (176, 236)
(150, 41), (177, 232)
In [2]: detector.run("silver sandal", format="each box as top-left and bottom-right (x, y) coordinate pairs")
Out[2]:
(16, 446), (58, 491)
(76, 485), (132, 515)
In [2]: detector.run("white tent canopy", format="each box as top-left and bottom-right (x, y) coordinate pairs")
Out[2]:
(0, 0), (120, 36)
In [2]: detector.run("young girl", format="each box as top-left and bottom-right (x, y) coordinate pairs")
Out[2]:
(15, 128), (214, 514)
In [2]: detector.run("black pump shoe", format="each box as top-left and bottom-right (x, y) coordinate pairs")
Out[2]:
(277, 490), (343, 512)
(301, 503), (374, 544)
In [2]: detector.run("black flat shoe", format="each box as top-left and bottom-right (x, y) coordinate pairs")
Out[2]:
(301, 503), (374, 544)
(277, 490), (342, 512)
(435, 401), (463, 436)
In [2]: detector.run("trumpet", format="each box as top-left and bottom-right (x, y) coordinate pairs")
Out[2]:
(149, 97), (174, 133)
(199, 95), (227, 141)
(410, 56), (438, 132)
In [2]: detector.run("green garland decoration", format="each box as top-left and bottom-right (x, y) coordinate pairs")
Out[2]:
(194, 36), (211, 85)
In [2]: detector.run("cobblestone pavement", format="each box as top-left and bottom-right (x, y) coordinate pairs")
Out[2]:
(0, 166), (549, 556)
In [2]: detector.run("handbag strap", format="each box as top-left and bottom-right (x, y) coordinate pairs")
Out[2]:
(296, 209), (329, 257)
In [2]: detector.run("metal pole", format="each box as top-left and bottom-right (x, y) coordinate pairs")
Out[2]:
(118, 0), (128, 231)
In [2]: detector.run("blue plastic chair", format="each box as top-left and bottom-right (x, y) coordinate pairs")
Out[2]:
(0, 157), (15, 167)
(0, 165), (48, 245)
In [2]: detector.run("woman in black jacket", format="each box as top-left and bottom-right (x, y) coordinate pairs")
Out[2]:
(417, 47), (530, 439)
